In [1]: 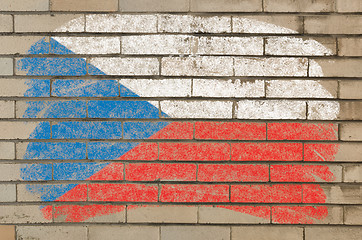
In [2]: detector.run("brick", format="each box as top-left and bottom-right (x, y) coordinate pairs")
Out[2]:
(344, 165), (362, 182)
(268, 123), (338, 141)
(159, 143), (230, 161)
(345, 206), (362, 224)
(52, 37), (120, 54)
(336, 0), (362, 12)
(338, 38), (362, 56)
(0, 58), (13, 76)
(199, 206), (270, 224)
(232, 226), (303, 240)
(0, 225), (14, 240)
(52, 79), (117, 97)
(270, 164), (342, 182)
(119, 79), (191, 97)
(53, 205), (126, 223)
(17, 226), (87, 240)
(307, 101), (339, 120)
(0, 206), (51, 223)
(198, 164), (269, 182)
(266, 80), (337, 98)
(89, 226), (159, 240)
(303, 185), (362, 204)
(0, 36), (48, 54)
(52, 121), (122, 139)
(340, 80), (362, 99)
(235, 57), (308, 77)
(304, 143), (362, 162)
(120, 0), (189, 12)
(161, 226), (230, 240)
(118, 142), (158, 161)
(272, 206), (343, 224)
(195, 122), (266, 140)
(160, 100), (233, 119)
(127, 205), (198, 223)
(123, 122), (170, 139)
(0, 164), (21, 181)
(305, 16), (362, 34)
(16, 57), (87, 76)
(0, 101), (14, 118)
(0, 15), (13, 32)
(50, 0), (118, 11)
(339, 101), (362, 120)
(160, 184), (229, 202)
(6, 164), (51, 181)
(193, 79), (264, 98)
(86, 14), (157, 33)
(264, 0), (334, 12)
(16, 101), (87, 119)
(122, 35), (191, 55)
(232, 143), (303, 161)
(149, 122), (193, 140)
(232, 16), (302, 34)
(15, 15), (84, 32)
(341, 123), (362, 141)
(237, 100), (306, 120)
(0, 142), (15, 159)
(88, 184), (158, 202)
(305, 227), (362, 240)
(195, 36), (263, 55)
(87, 100), (159, 119)
(53, 163), (123, 181)
(0, 185), (16, 202)
(191, 0), (262, 12)
(310, 59), (362, 77)
(162, 57), (233, 76)
(89, 58), (159, 75)
(126, 163), (196, 181)
(265, 37), (336, 56)
(0, 79), (49, 97)
(158, 15), (231, 33)
(0, 121), (50, 139)
(231, 184), (302, 203)
(17, 142), (86, 160)
(17, 184), (86, 202)
(0, 0), (49, 11)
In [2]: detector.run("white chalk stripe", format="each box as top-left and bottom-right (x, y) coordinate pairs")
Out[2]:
(53, 16), (340, 120)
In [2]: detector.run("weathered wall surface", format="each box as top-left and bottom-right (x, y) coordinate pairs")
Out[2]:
(0, 0), (361, 239)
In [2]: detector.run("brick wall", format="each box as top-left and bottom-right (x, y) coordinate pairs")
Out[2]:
(0, 0), (361, 240)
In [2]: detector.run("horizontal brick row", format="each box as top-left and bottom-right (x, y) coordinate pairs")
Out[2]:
(9, 225), (362, 240)
(2, 78), (361, 99)
(0, 79), (348, 100)
(2, 164), (360, 184)
(8, 183), (361, 204)
(1, 57), (361, 78)
(0, 99), (362, 120)
(0, 163), (344, 183)
(1, 100), (361, 120)
(2, 205), (362, 225)
(10, 142), (362, 162)
(0, 35), (343, 56)
(0, 14), (359, 34)
(1, 0), (361, 13)
(0, 121), (339, 140)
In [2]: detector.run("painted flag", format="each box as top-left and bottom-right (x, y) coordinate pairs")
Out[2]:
(16, 15), (340, 224)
